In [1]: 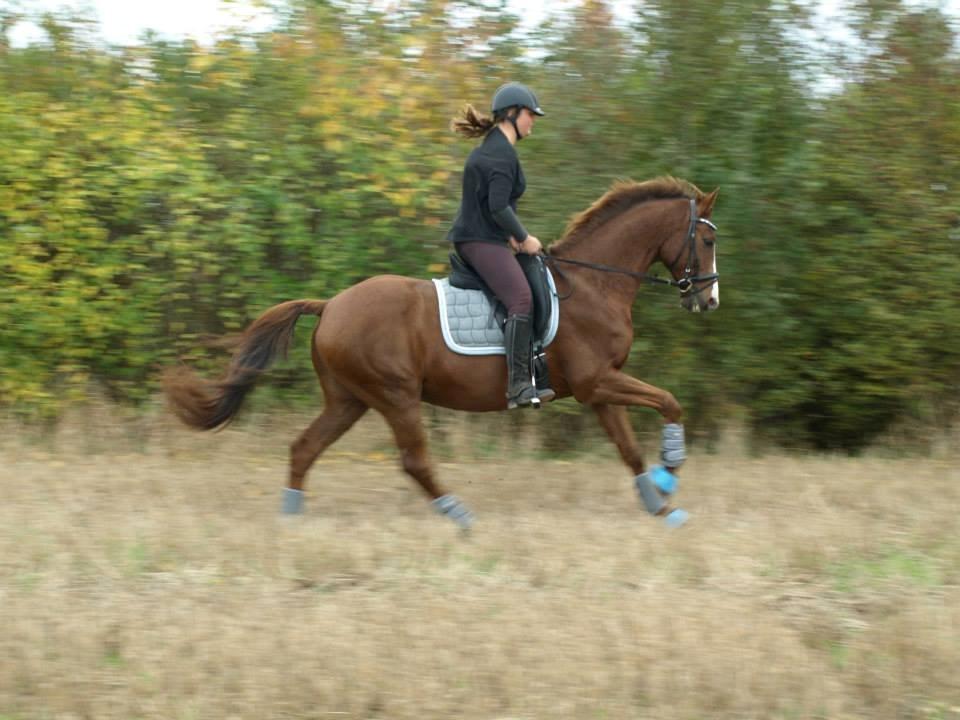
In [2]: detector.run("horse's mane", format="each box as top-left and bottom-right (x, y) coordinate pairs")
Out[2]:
(552, 176), (704, 252)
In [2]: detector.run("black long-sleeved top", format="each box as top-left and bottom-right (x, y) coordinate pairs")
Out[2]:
(447, 127), (528, 246)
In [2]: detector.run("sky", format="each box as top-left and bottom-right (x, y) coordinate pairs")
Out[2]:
(7, 0), (611, 45)
(6, 0), (960, 47)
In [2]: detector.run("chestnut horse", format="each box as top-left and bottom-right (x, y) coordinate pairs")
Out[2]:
(165, 177), (719, 527)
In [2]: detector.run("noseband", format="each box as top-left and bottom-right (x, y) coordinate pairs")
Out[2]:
(546, 197), (719, 297)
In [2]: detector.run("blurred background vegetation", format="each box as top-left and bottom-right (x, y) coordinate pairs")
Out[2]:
(1, 0), (958, 452)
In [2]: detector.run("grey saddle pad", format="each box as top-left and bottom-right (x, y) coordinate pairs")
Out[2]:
(431, 270), (560, 356)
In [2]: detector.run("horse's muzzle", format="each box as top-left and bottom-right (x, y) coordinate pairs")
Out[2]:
(682, 292), (719, 313)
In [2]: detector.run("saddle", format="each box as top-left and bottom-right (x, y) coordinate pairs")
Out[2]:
(447, 251), (553, 340)
(431, 253), (559, 357)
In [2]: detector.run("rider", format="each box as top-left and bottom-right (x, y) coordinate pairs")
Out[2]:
(447, 82), (554, 409)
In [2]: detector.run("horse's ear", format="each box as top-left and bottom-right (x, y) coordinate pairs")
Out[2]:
(699, 188), (719, 218)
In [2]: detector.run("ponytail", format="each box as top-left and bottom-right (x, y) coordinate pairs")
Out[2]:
(451, 103), (496, 139)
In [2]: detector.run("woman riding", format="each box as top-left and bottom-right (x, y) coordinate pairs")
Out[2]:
(447, 82), (553, 409)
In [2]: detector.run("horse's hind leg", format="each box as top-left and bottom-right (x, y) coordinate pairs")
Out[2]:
(283, 388), (367, 514)
(381, 404), (474, 530)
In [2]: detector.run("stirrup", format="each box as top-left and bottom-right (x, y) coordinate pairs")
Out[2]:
(507, 387), (540, 410)
(535, 386), (556, 403)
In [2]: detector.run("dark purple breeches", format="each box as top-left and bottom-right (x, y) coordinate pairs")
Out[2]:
(456, 242), (532, 316)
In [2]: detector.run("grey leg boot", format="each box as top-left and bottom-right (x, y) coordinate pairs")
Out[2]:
(504, 314), (539, 409)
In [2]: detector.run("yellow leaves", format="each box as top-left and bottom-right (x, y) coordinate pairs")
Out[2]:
(324, 138), (345, 153)
(320, 119), (344, 136)
(46, 156), (73, 179)
(0, 186), (17, 214)
(388, 189), (416, 208)
(0, 7), (500, 419)
(57, 194), (87, 212)
(189, 52), (215, 73)
(297, 102), (323, 119)
(120, 126), (146, 148)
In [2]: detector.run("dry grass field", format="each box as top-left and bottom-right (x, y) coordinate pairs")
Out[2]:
(2, 408), (959, 720)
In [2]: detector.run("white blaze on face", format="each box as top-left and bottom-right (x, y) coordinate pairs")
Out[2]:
(709, 254), (719, 309)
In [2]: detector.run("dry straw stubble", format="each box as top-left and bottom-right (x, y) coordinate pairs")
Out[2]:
(1, 416), (959, 719)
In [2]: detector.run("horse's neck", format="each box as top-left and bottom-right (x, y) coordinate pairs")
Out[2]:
(558, 202), (673, 297)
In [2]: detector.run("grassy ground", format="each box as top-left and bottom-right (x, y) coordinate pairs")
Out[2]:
(1, 410), (959, 720)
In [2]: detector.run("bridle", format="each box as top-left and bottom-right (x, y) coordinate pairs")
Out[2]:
(546, 197), (719, 298)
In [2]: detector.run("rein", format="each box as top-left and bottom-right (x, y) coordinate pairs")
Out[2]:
(545, 197), (718, 299)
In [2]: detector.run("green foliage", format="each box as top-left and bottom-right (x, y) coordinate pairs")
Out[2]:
(1, 0), (958, 451)
(745, 1), (960, 449)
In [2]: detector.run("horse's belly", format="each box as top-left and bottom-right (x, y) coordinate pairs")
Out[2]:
(421, 353), (509, 412)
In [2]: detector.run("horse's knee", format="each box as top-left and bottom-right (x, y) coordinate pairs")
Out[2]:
(662, 392), (682, 423)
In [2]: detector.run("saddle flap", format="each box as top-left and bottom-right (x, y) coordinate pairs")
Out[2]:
(445, 250), (552, 340)
(516, 254), (552, 340)
(432, 271), (560, 357)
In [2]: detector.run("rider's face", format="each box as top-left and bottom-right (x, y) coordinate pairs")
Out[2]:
(516, 108), (536, 138)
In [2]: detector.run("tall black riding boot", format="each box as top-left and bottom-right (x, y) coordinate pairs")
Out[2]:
(504, 313), (539, 409)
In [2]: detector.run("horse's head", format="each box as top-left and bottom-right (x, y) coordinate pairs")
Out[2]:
(661, 189), (720, 313)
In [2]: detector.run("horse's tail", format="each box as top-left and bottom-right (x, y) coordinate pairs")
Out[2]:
(163, 299), (327, 431)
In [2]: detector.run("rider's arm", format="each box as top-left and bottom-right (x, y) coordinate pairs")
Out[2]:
(488, 164), (528, 242)
(491, 205), (528, 242)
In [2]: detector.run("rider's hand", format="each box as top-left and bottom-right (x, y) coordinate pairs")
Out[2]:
(519, 235), (542, 255)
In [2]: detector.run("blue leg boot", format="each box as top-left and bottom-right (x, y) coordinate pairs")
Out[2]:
(635, 466), (689, 528)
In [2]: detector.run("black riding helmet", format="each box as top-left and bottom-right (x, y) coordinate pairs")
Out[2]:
(492, 82), (545, 116)
(492, 82), (544, 141)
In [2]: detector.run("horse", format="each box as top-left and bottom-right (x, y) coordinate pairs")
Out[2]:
(164, 176), (720, 528)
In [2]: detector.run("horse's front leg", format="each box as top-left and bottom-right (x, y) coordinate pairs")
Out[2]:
(586, 370), (682, 424)
(587, 373), (690, 527)
(586, 370), (686, 470)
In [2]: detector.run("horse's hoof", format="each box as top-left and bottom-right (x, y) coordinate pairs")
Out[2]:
(281, 488), (305, 515)
(650, 465), (678, 495)
(663, 508), (689, 528)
